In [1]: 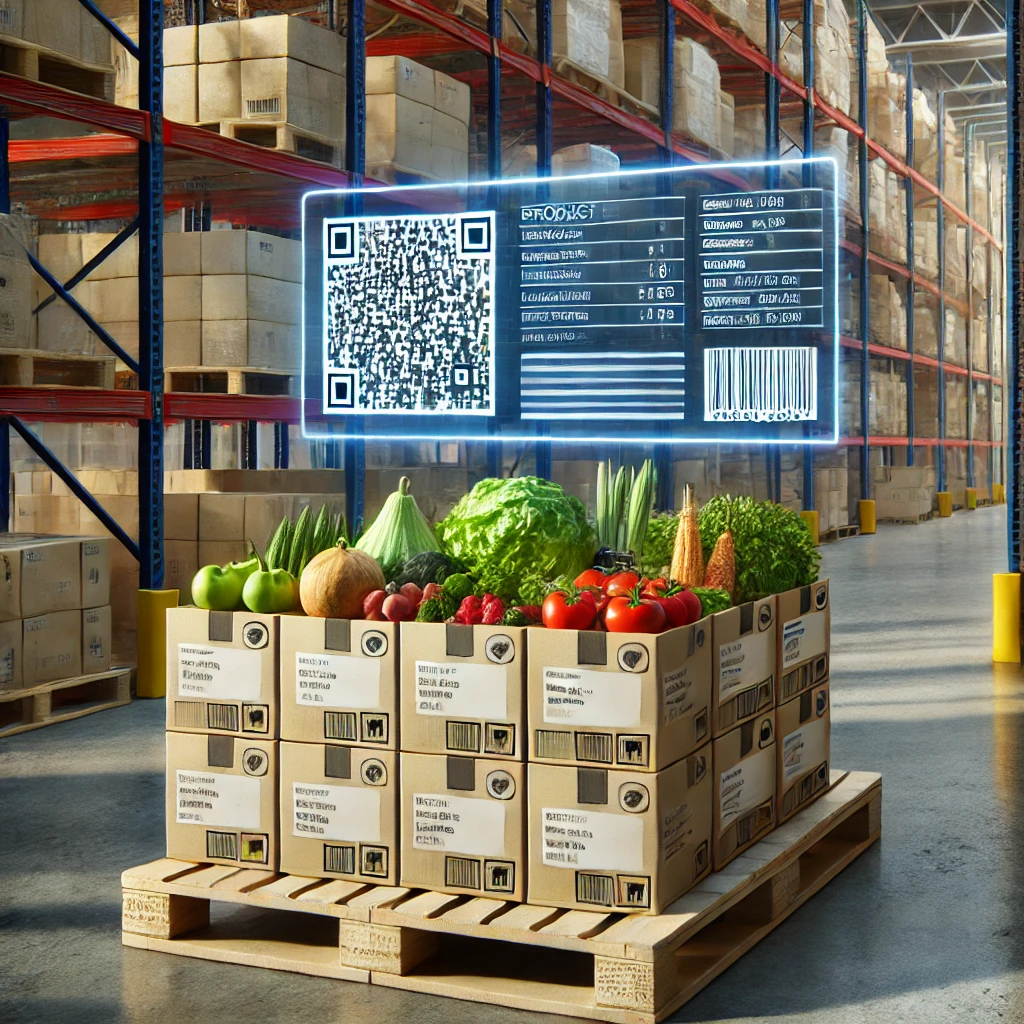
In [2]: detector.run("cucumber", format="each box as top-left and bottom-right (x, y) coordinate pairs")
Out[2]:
(288, 506), (312, 577)
(265, 516), (291, 571)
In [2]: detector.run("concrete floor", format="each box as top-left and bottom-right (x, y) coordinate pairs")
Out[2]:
(2, 507), (1024, 1024)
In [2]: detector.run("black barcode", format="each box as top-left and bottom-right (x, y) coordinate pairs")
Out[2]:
(325, 844), (356, 874)
(445, 856), (480, 889)
(704, 347), (818, 422)
(246, 97), (281, 116)
(207, 831), (237, 860)
(325, 711), (357, 740)
(207, 703), (238, 732)
(576, 873), (614, 906)
(0, 8), (15, 31)
(447, 721), (481, 752)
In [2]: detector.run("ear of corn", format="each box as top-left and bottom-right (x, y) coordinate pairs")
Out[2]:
(703, 528), (735, 596)
(672, 485), (705, 587)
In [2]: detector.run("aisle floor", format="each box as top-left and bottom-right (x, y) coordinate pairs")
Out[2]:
(2, 507), (1024, 1024)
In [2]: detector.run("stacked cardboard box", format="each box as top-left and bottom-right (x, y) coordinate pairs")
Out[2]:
(869, 271), (907, 350)
(0, 214), (33, 350)
(0, 0), (114, 71)
(814, 468), (849, 533)
(0, 534), (112, 690)
(873, 465), (935, 519)
(366, 55), (471, 183)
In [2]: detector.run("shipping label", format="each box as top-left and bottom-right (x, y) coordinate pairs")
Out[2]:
(415, 661), (507, 719)
(541, 808), (643, 872)
(412, 793), (506, 856)
(783, 716), (828, 783)
(662, 664), (694, 725)
(543, 667), (641, 727)
(175, 770), (261, 829)
(295, 651), (381, 709)
(292, 782), (381, 842)
(661, 801), (694, 861)
(178, 644), (261, 701)
(781, 612), (827, 668)
(718, 630), (773, 701)
(719, 745), (774, 831)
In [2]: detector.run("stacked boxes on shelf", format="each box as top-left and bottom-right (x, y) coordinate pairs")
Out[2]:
(0, 0), (114, 75)
(0, 533), (112, 690)
(873, 465), (936, 520)
(0, 214), (33, 351)
(366, 55), (471, 183)
(813, 467), (850, 534)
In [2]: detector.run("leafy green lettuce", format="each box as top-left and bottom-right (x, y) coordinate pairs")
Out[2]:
(437, 477), (595, 601)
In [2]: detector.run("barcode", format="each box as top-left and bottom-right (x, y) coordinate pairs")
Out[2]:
(207, 703), (238, 732)
(207, 831), (237, 860)
(575, 732), (614, 764)
(0, 8), (16, 32)
(325, 844), (356, 875)
(576, 873), (614, 906)
(445, 856), (480, 889)
(325, 711), (357, 740)
(246, 97), (281, 117)
(447, 721), (481, 753)
(535, 730), (574, 760)
(704, 347), (817, 422)
(174, 701), (205, 729)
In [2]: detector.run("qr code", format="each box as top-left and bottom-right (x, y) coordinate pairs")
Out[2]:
(322, 213), (495, 415)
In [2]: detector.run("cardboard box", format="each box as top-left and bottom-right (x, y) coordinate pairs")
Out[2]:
(80, 538), (111, 609)
(165, 494), (200, 542)
(198, 541), (248, 567)
(279, 741), (397, 883)
(777, 681), (830, 824)
(240, 58), (344, 140)
(0, 540), (23, 621)
(527, 620), (711, 772)
(400, 753), (526, 901)
(166, 731), (278, 869)
(165, 64), (198, 125)
(198, 19), (241, 63)
(712, 598), (776, 737)
(776, 581), (830, 704)
(527, 747), (711, 914)
(400, 622), (527, 759)
(198, 61), (241, 123)
(712, 711), (776, 870)
(163, 232), (202, 276)
(280, 617), (397, 748)
(433, 69), (471, 124)
(240, 14), (346, 76)
(365, 94), (433, 174)
(164, 541), (199, 599)
(366, 55), (434, 106)
(163, 23), (198, 66)
(82, 605), (112, 676)
(0, 618), (23, 689)
(198, 492), (246, 542)
(200, 231), (302, 282)
(0, 535), (103, 618)
(23, 609), (82, 685)
(166, 608), (280, 737)
(201, 275), (302, 325)
(165, 321), (201, 367)
(201, 320), (300, 371)
(431, 108), (468, 152)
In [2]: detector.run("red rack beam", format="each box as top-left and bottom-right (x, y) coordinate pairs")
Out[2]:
(841, 435), (1000, 447)
(0, 387), (151, 422)
(839, 335), (1001, 385)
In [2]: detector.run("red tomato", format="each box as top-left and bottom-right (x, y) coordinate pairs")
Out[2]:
(604, 594), (667, 634)
(675, 588), (703, 624)
(644, 577), (669, 595)
(645, 586), (702, 628)
(542, 590), (598, 631)
(574, 568), (608, 590)
(604, 570), (642, 597)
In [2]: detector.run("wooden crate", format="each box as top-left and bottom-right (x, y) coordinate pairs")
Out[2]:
(0, 667), (132, 738)
(122, 770), (881, 1023)
(0, 348), (116, 388)
(165, 366), (296, 397)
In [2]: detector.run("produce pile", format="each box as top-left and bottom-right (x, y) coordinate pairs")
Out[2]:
(189, 469), (820, 630)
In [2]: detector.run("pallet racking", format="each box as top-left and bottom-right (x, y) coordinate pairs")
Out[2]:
(0, 0), (1007, 587)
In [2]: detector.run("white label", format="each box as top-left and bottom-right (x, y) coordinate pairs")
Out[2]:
(292, 782), (381, 842)
(783, 717), (828, 783)
(415, 661), (507, 719)
(295, 652), (380, 709)
(175, 770), (261, 828)
(411, 793), (506, 856)
(663, 664), (694, 725)
(178, 644), (261, 701)
(541, 808), (644, 872)
(718, 631), (773, 701)
(781, 612), (827, 668)
(542, 667), (641, 727)
(719, 745), (775, 831)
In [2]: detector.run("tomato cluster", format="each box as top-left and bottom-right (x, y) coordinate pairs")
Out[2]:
(538, 569), (704, 634)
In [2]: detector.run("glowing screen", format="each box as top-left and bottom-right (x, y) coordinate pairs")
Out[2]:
(302, 158), (839, 444)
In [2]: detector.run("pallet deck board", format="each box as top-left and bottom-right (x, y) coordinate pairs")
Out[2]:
(0, 348), (116, 388)
(123, 770), (880, 1022)
(0, 666), (132, 737)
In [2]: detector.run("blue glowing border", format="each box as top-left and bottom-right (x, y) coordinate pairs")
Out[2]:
(300, 156), (841, 446)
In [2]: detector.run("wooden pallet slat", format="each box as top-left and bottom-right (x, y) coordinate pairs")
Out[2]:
(122, 770), (881, 1023)
(0, 348), (116, 388)
(0, 666), (132, 737)
(165, 365), (297, 397)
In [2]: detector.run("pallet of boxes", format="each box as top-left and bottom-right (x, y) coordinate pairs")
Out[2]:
(0, 533), (127, 737)
(124, 487), (879, 1021)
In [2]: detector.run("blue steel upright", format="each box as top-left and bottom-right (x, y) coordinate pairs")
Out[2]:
(533, 0), (553, 482)
(937, 92), (947, 493)
(905, 56), (915, 465)
(0, 115), (8, 533)
(801, 0), (815, 510)
(485, 0), (504, 480)
(766, 0), (781, 502)
(1006, 0), (1019, 572)
(857, 0), (870, 501)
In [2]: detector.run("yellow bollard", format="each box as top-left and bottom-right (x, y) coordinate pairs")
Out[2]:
(137, 589), (179, 698)
(800, 510), (820, 545)
(966, 487), (977, 510)
(859, 499), (876, 535)
(937, 492), (953, 517)
(994, 483), (1006, 504)
(993, 573), (1021, 663)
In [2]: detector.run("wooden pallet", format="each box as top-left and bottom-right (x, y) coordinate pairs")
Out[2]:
(821, 524), (861, 543)
(122, 770), (880, 1023)
(0, 348), (116, 388)
(197, 120), (342, 166)
(877, 511), (933, 525)
(165, 366), (297, 397)
(0, 35), (113, 100)
(0, 666), (132, 738)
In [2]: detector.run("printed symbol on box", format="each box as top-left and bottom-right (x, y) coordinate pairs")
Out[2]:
(89, 568), (99, 584)
(243, 748), (268, 776)
(759, 719), (774, 747)
(617, 735), (649, 767)
(242, 622), (269, 650)
(485, 769), (515, 800)
(326, 369), (358, 411)
(485, 860), (515, 893)
(815, 690), (828, 716)
(360, 630), (388, 658)
(693, 754), (707, 783)
(484, 722), (514, 756)
(616, 643), (649, 673)
(327, 221), (359, 264)
(618, 782), (649, 813)
(241, 834), (268, 863)
(814, 585), (828, 610)
(361, 712), (388, 743)
(360, 758), (387, 786)
(361, 845), (388, 877)
(457, 214), (493, 258)
(485, 634), (514, 665)
(617, 875), (650, 908)
(758, 604), (774, 631)
(242, 704), (269, 733)
(1, 555), (9, 584)
(696, 628), (706, 648)
(451, 363), (474, 392)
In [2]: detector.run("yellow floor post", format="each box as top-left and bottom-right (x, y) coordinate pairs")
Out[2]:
(137, 589), (179, 698)
(937, 492), (953, 517)
(800, 510), (820, 545)
(994, 483), (1006, 504)
(859, 499), (876, 535)
(966, 487), (977, 510)
(993, 574), (1021, 663)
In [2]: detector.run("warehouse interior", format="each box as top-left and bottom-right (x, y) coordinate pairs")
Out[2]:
(0, 0), (1020, 1021)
